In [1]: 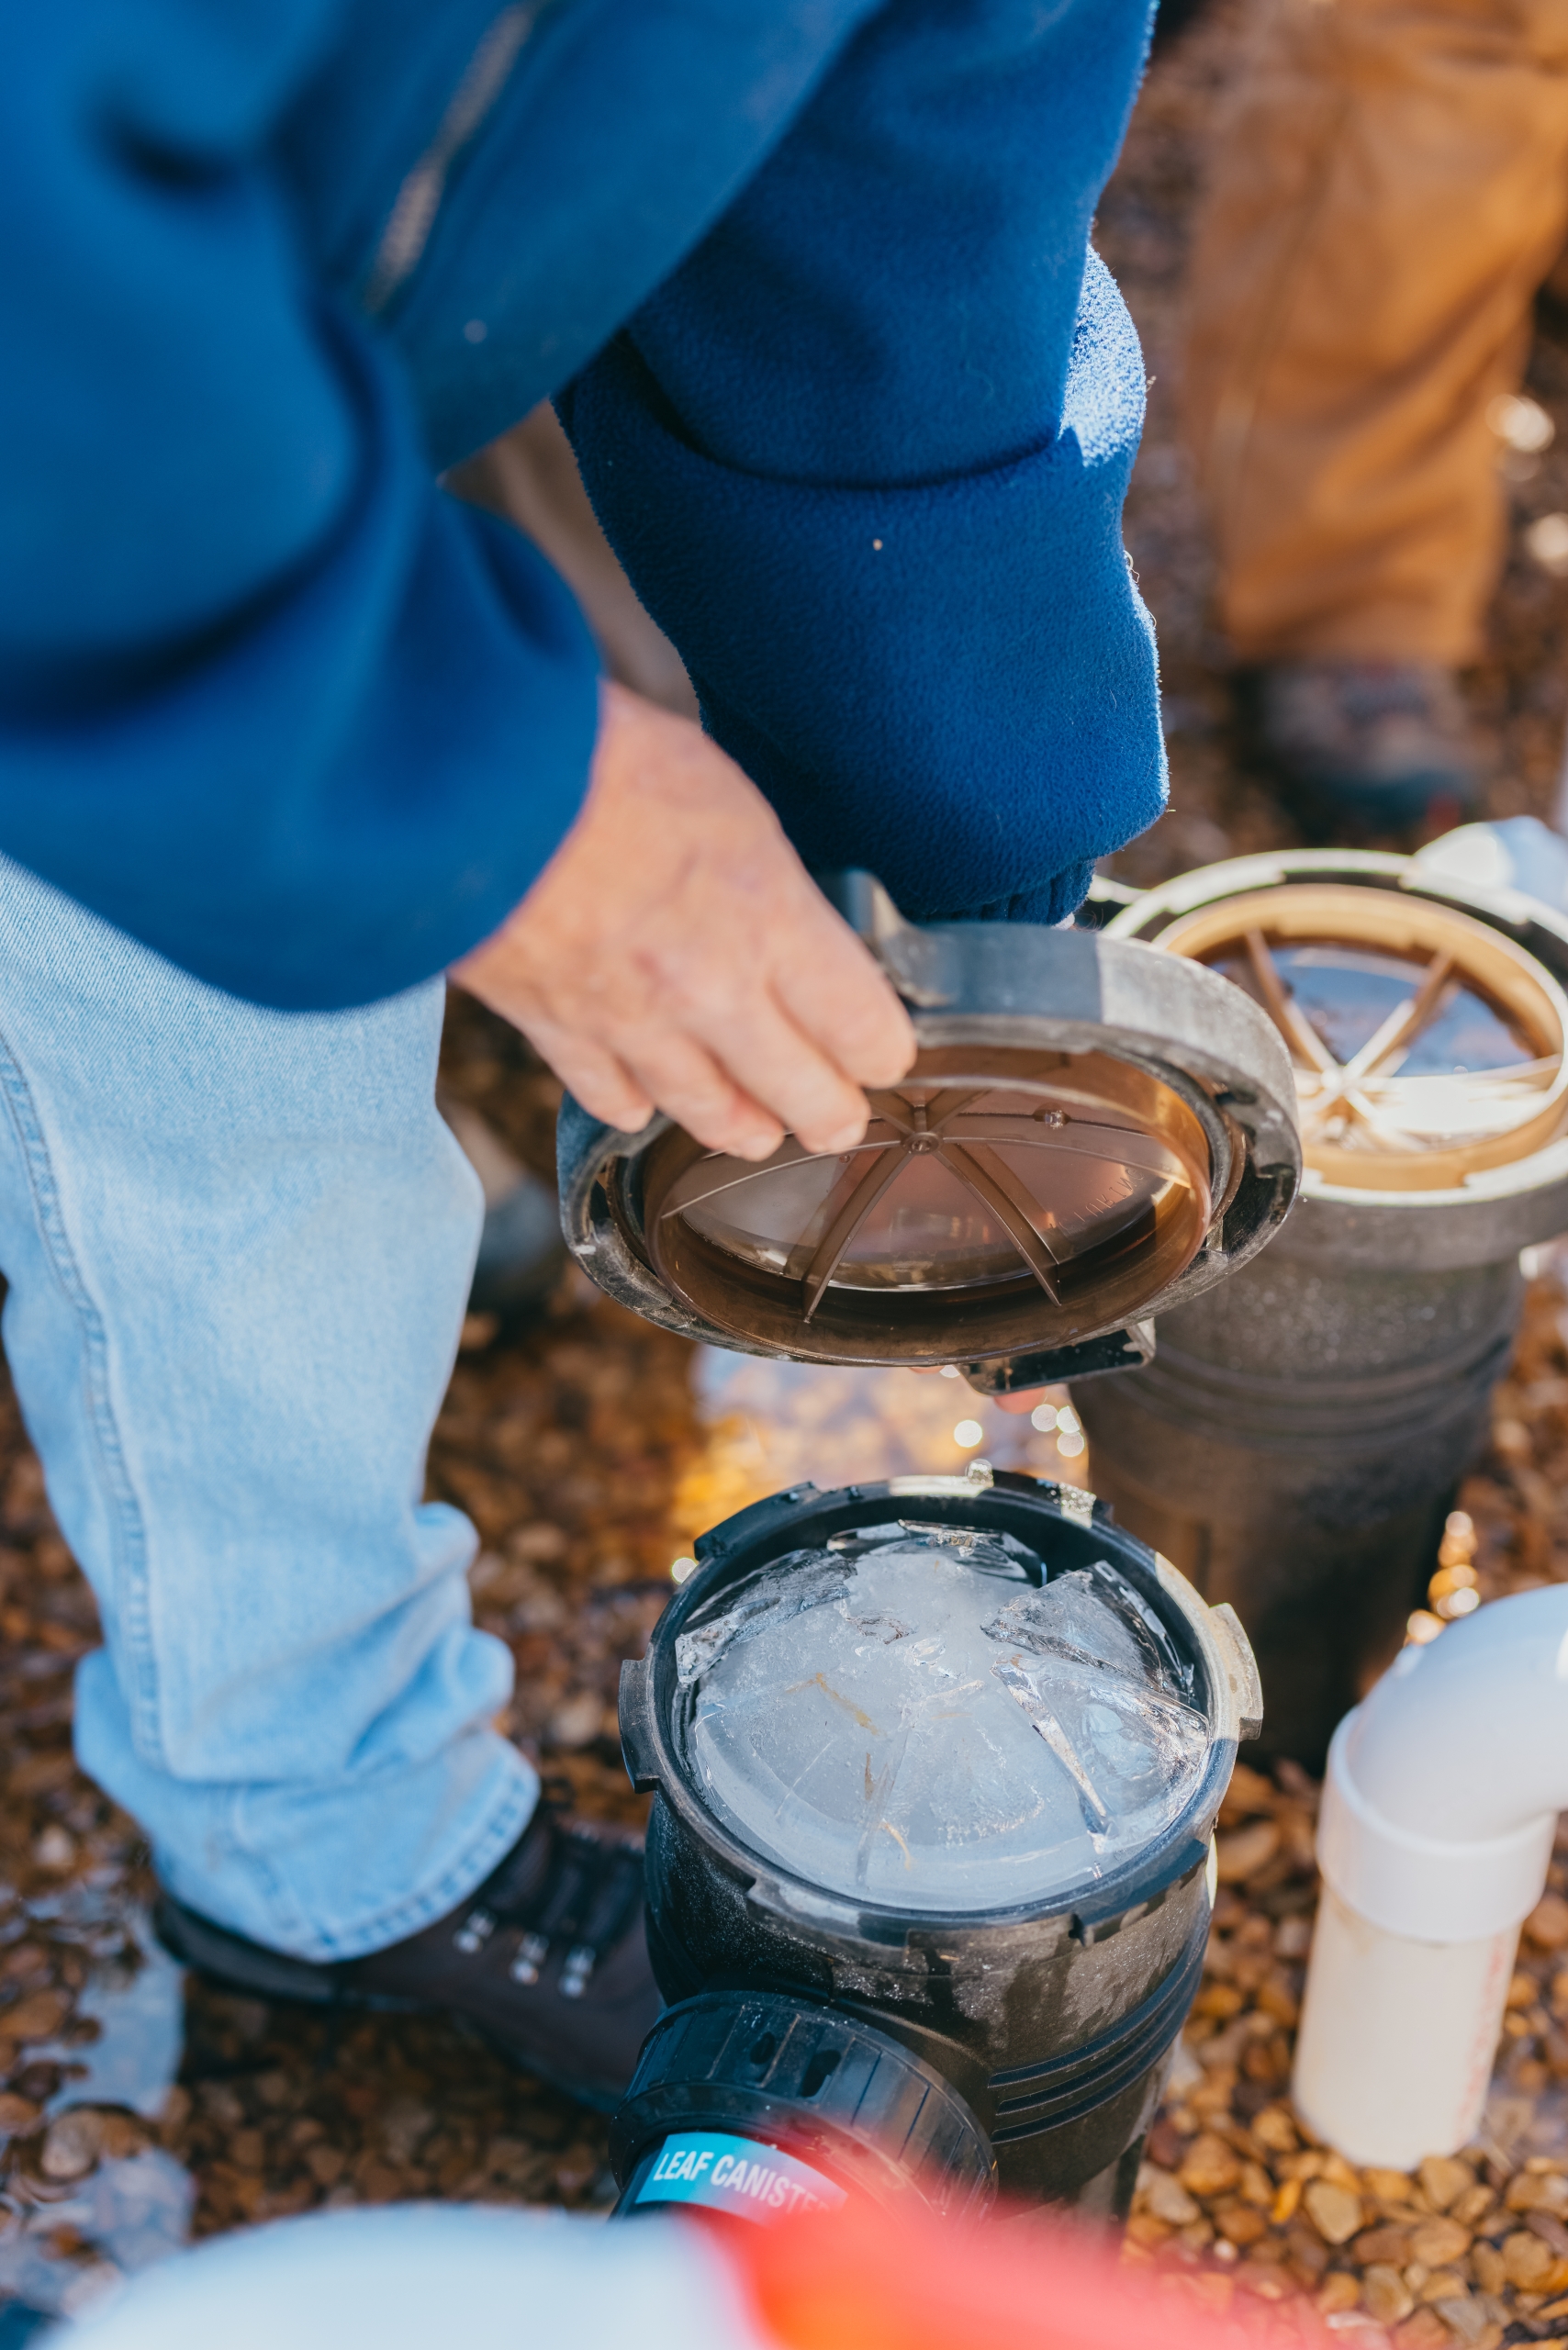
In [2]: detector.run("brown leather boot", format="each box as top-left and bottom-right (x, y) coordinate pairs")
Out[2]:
(153, 1806), (661, 2112)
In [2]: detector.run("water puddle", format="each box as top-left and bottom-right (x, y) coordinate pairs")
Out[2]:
(0, 1894), (190, 2321)
(671, 1350), (1088, 1546)
(31, 1899), (185, 2122)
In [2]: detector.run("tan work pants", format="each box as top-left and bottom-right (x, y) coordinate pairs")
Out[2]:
(1182, 0), (1568, 666)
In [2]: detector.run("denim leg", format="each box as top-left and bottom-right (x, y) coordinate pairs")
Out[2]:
(0, 855), (536, 1960)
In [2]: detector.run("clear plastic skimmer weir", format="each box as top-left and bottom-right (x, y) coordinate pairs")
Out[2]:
(675, 1523), (1209, 1915)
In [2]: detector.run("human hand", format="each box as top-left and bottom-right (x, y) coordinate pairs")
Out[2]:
(453, 681), (916, 1158)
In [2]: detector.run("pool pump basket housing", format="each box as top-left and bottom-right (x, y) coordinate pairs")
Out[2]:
(613, 1468), (1261, 2214)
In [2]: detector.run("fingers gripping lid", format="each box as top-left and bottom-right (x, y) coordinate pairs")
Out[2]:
(557, 876), (1301, 1385)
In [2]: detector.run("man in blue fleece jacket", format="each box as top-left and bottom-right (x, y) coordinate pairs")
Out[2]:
(2, 0), (1164, 2103)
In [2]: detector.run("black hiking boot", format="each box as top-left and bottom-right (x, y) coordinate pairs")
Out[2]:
(153, 1805), (660, 2112)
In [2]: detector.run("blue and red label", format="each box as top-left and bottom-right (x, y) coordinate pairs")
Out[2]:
(633, 2131), (847, 2222)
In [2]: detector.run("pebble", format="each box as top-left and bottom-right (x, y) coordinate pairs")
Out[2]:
(1527, 1894), (1568, 1951)
(544, 1693), (604, 1751)
(1140, 2167), (1201, 2227)
(1355, 2225), (1413, 2266)
(1507, 2170), (1568, 2213)
(1305, 2180), (1366, 2247)
(1417, 2270), (1469, 2305)
(1417, 2155), (1476, 2212)
(1363, 2264), (1415, 2322)
(1505, 2232), (1559, 2289)
(41, 2111), (101, 2183)
(8, 1989), (70, 2042)
(1253, 2105), (1299, 2154)
(1214, 1820), (1281, 1884)
(1179, 2134), (1242, 2199)
(1215, 2200), (1268, 2247)
(1408, 2216), (1472, 2268)
(1430, 2295), (1492, 2347)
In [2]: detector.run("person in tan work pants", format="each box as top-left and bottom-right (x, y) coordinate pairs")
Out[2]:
(1182, 0), (1568, 831)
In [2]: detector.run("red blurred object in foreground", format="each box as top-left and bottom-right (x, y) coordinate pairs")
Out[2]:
(721, 2195), (1303, 2350)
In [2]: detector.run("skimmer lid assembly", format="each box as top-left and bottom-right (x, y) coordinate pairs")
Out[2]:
(558, 877), (1302, 1392)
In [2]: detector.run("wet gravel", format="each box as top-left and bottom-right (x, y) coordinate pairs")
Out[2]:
(0, 1170), (1563, 2328)
(4, 5), (1568, 2327)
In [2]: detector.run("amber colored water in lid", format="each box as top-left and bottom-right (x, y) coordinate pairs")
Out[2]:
(635, 1045), (1215, 1365)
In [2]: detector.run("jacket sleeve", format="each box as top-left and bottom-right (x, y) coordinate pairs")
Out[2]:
(559, 0), (1165, 928)
(0, 0), (599, 1010)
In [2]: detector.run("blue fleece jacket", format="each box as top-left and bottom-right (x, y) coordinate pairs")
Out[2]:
(2, 0), (1163, 1008)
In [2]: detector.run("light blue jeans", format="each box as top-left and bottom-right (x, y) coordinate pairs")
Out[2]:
(0, 855), (536, 1959)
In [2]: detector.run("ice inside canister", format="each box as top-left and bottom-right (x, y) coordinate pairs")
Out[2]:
(672, 1522), (1210, 1913)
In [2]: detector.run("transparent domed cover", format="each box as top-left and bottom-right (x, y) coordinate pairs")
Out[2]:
(672, 1523), (1210, 1914)
(630, 1048), (1215, 1368)
(670, 1090), (1187, 1297)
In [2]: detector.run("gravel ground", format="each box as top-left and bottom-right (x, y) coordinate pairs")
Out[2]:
(3, 4), (1568, 2327)
(0, 1237), (1564, 2329)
